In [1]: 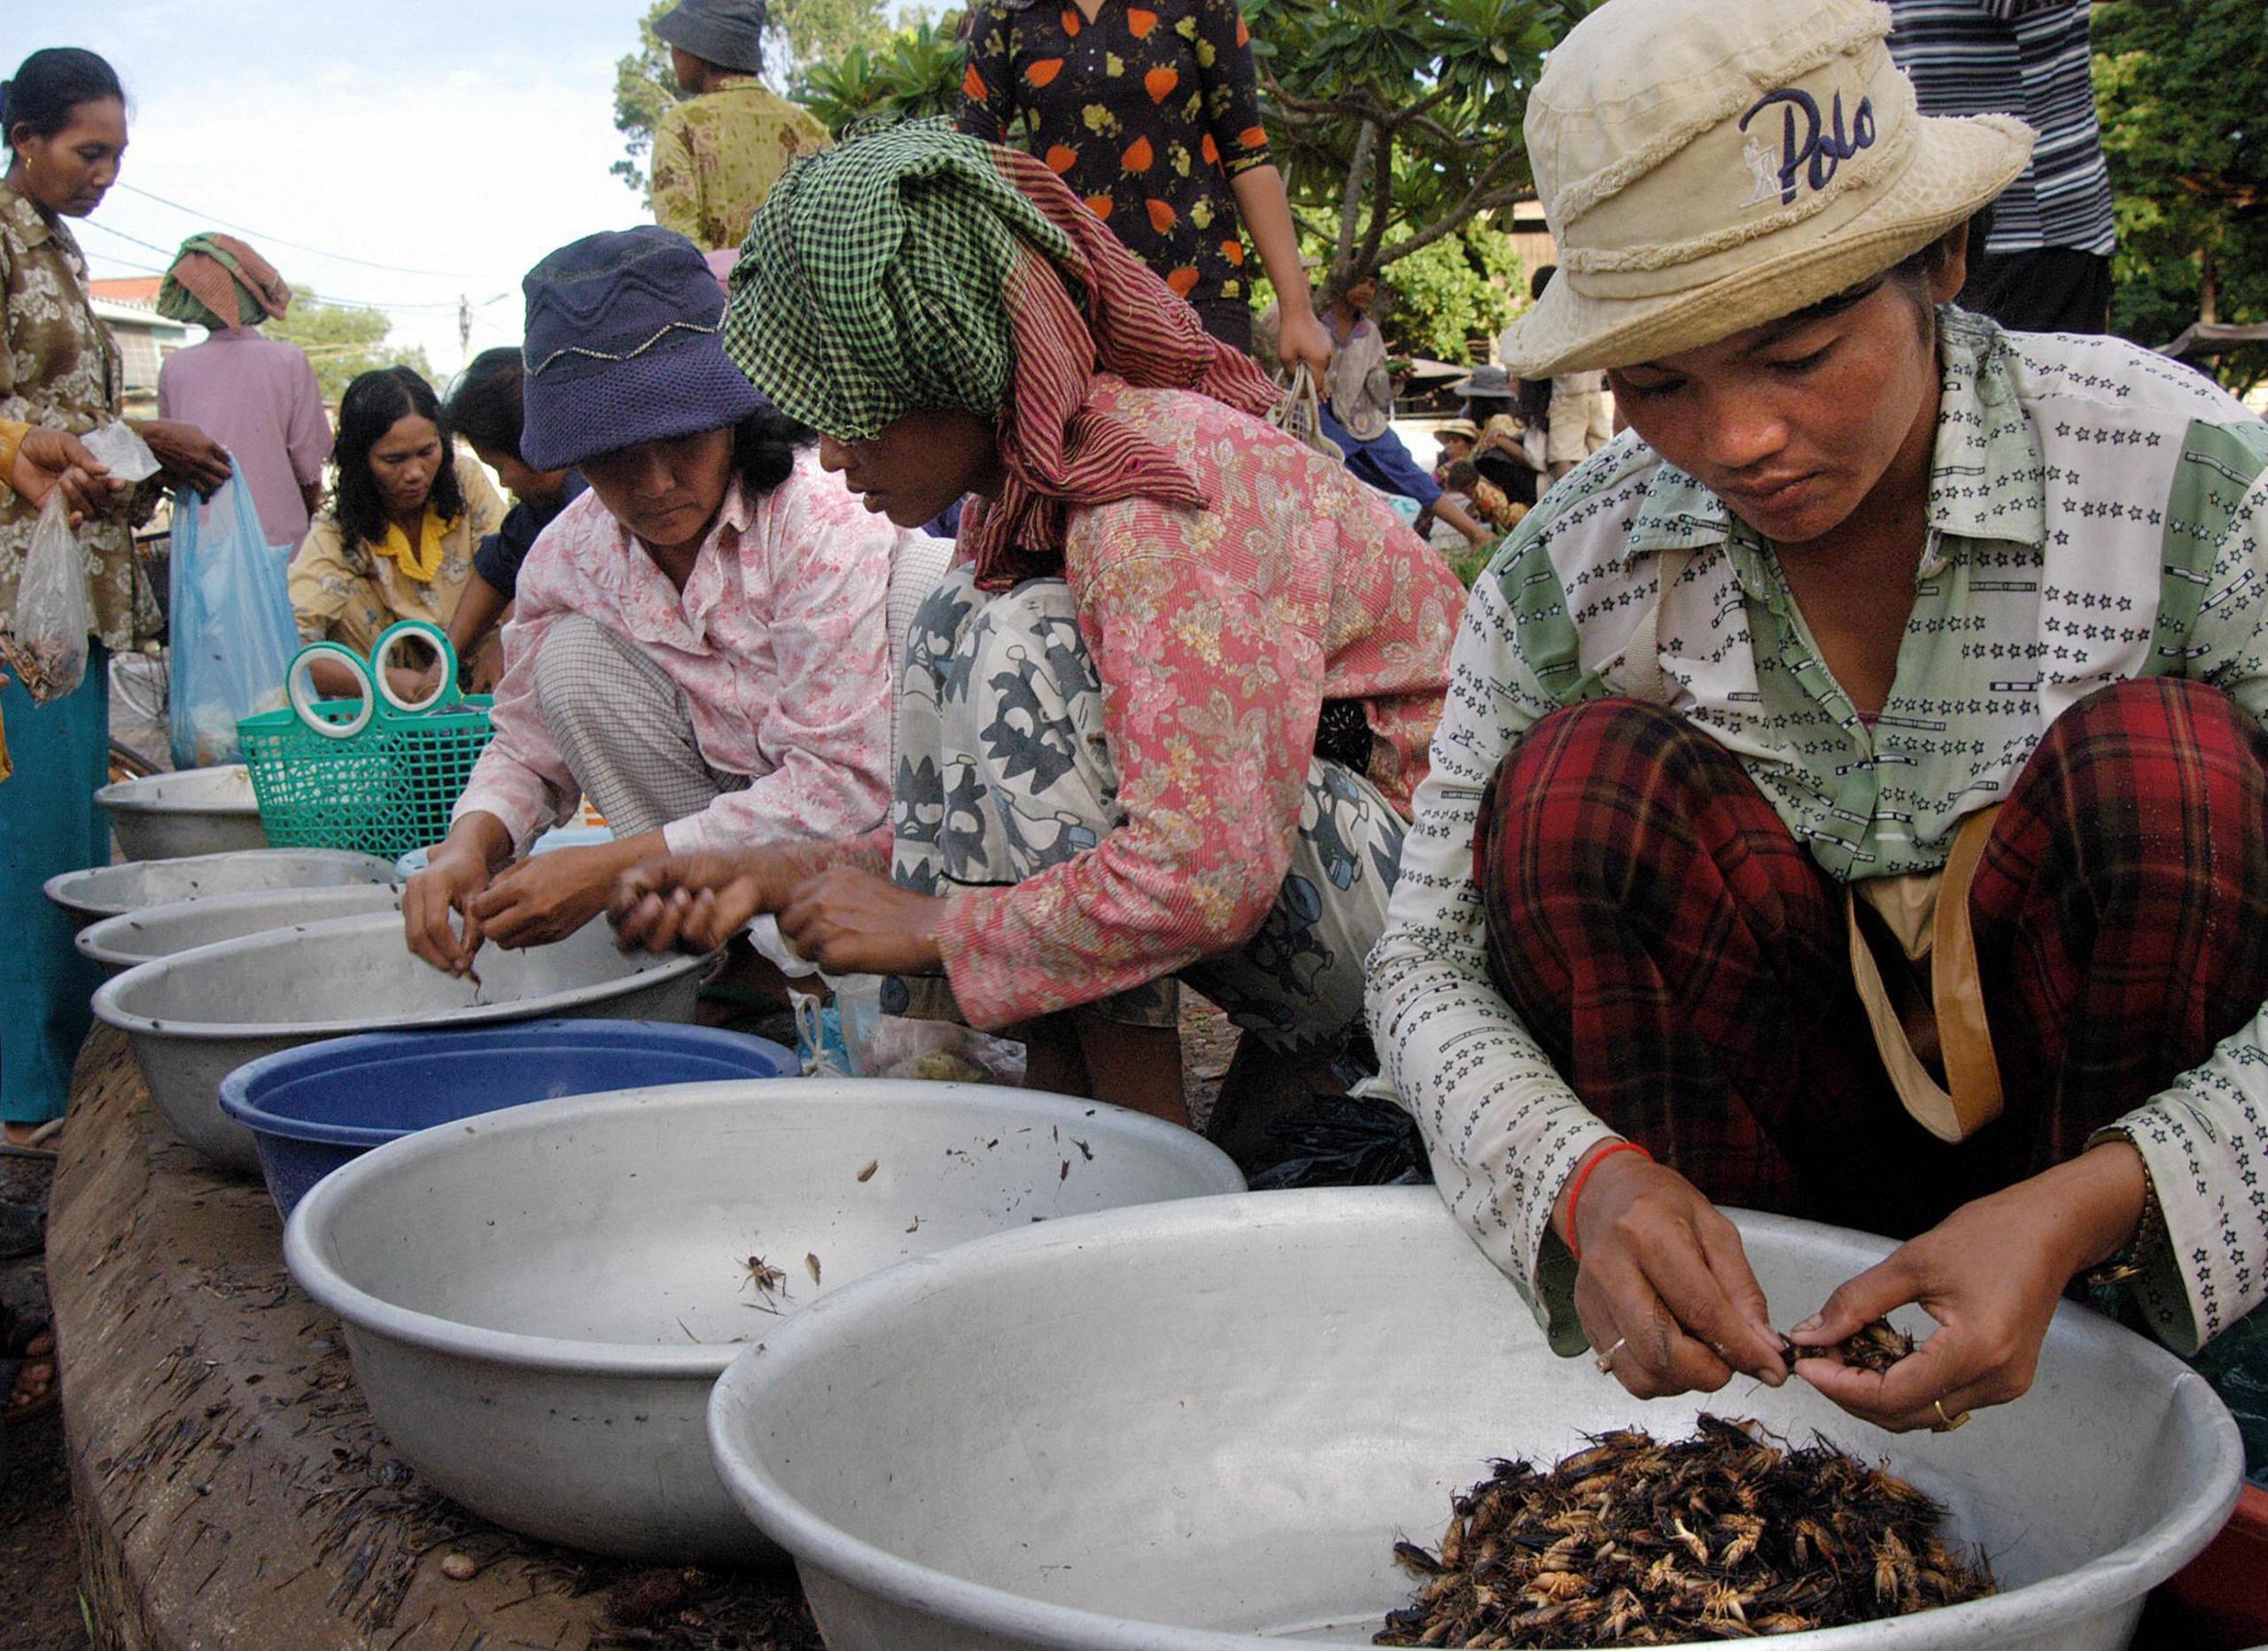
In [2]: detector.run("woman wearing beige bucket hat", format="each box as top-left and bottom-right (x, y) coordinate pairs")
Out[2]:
(1370, 0), (2268, 1433)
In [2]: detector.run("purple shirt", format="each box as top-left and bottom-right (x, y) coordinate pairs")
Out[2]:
(156, 328), (330, 549)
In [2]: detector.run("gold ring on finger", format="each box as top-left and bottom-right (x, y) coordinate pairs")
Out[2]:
(1594, 1335), (1628, 1374)
(1932, 1398), (1970, 1433)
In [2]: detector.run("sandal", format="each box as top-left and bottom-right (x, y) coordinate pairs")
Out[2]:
(0, 1306), (57, 1425)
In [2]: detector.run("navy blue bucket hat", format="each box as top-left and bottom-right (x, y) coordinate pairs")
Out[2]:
(655, 0), (769, 76)
(518, 225), (765, 471)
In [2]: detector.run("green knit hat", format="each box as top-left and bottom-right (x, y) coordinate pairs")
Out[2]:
(723, 120), (1077, 441)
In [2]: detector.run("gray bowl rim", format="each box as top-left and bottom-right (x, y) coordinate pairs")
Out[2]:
(45, 848), (399, 920)
(90, 911), (705, 1042)
(74, 883), (406, 971)
(703, 1185), (2245, 1651)
(283, 1078), (1245, 1380)
(95, 764), (260, 817)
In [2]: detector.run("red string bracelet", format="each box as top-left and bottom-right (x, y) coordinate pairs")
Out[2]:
(1562, 1141), (1654, 1262)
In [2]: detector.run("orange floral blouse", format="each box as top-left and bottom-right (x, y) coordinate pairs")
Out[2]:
(956, 0), (1274, 313)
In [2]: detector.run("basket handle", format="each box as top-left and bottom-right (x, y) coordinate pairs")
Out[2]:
(370, 620), (463, 717)
(286, 642), (377, 740)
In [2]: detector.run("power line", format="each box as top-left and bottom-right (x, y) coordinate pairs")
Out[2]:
(114, 181), (478, 278)
(78, 220), (511, 314)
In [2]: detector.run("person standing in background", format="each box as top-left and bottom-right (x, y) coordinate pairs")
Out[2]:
(956, 0), (1332, 382)
(2, 47), (229, 1145)
(649, 0), (828, 252)
(154, 234), (330, 551)
(1506, 266), (1615, 483)
(1320, 272), (1493, 550)
(1886, 0), (2114, 332)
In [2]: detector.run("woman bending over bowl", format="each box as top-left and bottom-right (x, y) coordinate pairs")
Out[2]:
(1367, 0), (2268, 1433)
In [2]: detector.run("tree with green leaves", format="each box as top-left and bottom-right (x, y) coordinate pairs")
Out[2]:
(1254, 0), (1594, 295)
(269, 288), (432, 405)
(613, 0), (897, 195)
(769, 0), (1591, 356)
(2092, 0), (2268, 396)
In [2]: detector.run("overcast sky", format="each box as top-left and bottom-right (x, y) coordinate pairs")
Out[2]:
(50, 1), (656, 377)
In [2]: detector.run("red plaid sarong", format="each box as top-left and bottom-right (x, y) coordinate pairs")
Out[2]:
(1473, 678), (2268, 1238)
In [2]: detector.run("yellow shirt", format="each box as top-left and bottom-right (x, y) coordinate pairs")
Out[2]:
(649, 79), (828, 252)
(288, 453), (504, 655)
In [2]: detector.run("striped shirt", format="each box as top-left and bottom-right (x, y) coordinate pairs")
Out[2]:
(1369, 311), (2268, 1363)
(1886, 0), (2115, 257)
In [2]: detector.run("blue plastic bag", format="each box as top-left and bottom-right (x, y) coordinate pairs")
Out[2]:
(168, 465), (298, 769)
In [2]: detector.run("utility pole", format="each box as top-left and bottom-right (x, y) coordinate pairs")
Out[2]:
(459, 292), (472, 358)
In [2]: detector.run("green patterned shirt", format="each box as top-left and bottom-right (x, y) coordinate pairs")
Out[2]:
(650, 80), (829, 252)
(1371, 307), (2268, 1360)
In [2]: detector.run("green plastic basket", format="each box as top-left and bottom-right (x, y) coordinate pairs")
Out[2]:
(239, 695), (495, 861)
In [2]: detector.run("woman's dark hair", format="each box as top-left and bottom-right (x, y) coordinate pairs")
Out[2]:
(331, 367), (463, 553)
(1, 49), (124, 153)
(727, 401), (814, 498)
(444, 348), (528, 457)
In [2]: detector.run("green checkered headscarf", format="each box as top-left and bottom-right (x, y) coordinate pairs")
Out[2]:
(725, 120), (1074, 441)
(726, 120), (1280, 586)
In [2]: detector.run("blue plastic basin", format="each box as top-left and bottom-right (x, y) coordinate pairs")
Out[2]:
(220, 1019), (798, 1220)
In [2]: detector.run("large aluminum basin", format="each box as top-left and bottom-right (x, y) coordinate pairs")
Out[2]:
(96, 763), (268, 859)
(284, 1081), (1245, 1562)
(75, 884), (407, 974)
(707, 1188), (2241, 1650)
(44, 848), (396, 927)
(90, 913), (706, 1173)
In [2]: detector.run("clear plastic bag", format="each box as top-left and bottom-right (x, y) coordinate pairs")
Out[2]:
(168, 464), (297, 767)
(10, 492), (90, 703)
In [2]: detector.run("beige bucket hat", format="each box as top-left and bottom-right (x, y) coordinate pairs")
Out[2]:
(1500, 0), (2033, 378)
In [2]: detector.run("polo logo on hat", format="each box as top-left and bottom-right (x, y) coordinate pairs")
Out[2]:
(1738, 87), (1878, 208)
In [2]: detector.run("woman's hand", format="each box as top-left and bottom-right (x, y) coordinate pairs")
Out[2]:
(403, 839), (496, 976)
(1791, 1142), (2149, 1432)
(134, 419), (232, 496)
(777, 867), (946, 977)
(610, 851), (788, 954)
(11, 429), (120, 521)
(384, 662), (443, 706)
(467, 842), (633, 951)
(1275, 308), (1336, 388)
(1570, 1149), (1790, 1399)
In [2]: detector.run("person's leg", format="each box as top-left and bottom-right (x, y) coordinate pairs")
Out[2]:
(1181, 757), (1408, 1060)
(531, 613), (746, 839)
(888, 573), (1184, 1119)
(1956, 246), (2113, 335)
(1969, 678), (2268, 1181)
(1, 646), (109, 1136)
(1472, 698), (1940, 1232)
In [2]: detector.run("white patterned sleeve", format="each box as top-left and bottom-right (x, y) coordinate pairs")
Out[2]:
(2109, 459), (2268, 1353)
(1363, 564), (1620, 1354)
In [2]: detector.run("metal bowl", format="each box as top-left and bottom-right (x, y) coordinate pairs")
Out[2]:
(708, 1188), (2242, 1650)
(95, 763), (268, 860)
(90, 913), (707, 1173)
(74, 883), (407, 975)
(43, 848), (397, 928)
(284, 1081), (1245, 1562)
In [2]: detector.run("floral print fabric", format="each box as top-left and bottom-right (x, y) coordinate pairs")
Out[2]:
(0, 182), (137, 649)
(928, 378), (1465, 1029)
(956, 0), (1273, 310)
(650, 78), (829, 252)
(892, 566), (1410, 1053)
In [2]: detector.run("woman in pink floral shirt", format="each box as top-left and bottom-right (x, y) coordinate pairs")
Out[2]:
(612, 126), (1464, 1123)
(402, 227), (900, 973)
